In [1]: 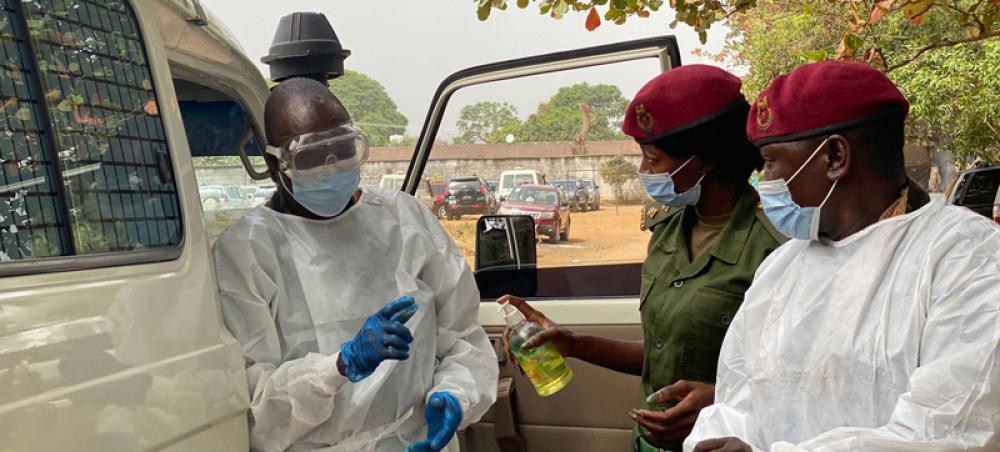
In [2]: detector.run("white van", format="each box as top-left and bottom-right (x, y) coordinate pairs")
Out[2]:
(379, 173), (406, 191)
(497, 169), (546, 202)
(0, 0), (266, 449)
(0, 0), (683, 447)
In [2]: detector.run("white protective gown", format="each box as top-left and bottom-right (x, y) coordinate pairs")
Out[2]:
(213, 188), (498, 452)
(685, 200), (1000, 452)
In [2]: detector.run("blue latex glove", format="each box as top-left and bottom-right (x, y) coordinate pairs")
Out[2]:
(340, 296), (417, 383)
(407, 392), (463, 452)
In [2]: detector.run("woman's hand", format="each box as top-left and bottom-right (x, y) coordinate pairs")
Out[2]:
(497, 295), (578, 361)
(630, 380), (715, 446)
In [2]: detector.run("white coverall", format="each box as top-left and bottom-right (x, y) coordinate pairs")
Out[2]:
(685, 200), (1000, 451)
(213, 188), (499, 452)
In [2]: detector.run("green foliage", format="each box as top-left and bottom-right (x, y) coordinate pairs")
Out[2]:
(455, 101), (522, 144)
(600, 155), (637, 209)
(894, 39), (1000, 161)
(473, 0), (999, 51)
(722, 0), (1000, 160)
(519, 83), (628, 142)
(328, 70), (408, 146)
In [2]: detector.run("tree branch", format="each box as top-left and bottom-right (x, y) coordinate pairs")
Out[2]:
(985, 118), (1000, 144)
(886, 30), (1000, 72)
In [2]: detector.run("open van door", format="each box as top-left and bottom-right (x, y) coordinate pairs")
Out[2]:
(402, 37), (681, 452)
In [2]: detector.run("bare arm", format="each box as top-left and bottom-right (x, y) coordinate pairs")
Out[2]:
(498, 295), (644, 376)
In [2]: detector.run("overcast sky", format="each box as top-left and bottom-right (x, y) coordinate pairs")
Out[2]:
(199, 0), (730, 139)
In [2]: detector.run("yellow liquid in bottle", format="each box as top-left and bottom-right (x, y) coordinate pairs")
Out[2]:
(510, 323), (574, 396)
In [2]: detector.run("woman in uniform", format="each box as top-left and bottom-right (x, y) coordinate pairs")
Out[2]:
(499, 65), (784, 452)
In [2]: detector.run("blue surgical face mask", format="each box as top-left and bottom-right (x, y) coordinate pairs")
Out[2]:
(758, 137), (836, 241)
(286, 169), (362, 217)
(637, 155), (705, 208)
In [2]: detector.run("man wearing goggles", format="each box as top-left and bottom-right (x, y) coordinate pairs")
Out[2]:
(212, 77), (498, 452)
(266, 122), (370, 216)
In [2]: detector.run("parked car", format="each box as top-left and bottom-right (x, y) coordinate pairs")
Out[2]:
(498, 169), (546, 202)
(199, 185), (226, 210)
(199, 185), (249, 210)
(252, 186), (277, 206)
(945, 164), (1000, 219)
(583, 179), (601, 210)
(224, 185), (253, 208)
(552, 179), (592, 212)
(414, 178), (438, 215)
(444, 176), (497, 220)
(498, 184), (571, 243)
(430, 181), (447, 219)
(378, 173), (406, 191)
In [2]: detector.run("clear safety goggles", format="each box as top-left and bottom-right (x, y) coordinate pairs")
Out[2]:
(270, 124), (369, 181)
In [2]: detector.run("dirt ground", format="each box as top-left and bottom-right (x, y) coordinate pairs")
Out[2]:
(441, 204), (651, 268)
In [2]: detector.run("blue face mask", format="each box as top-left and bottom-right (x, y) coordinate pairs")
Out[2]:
(287, 169), (362, 217)
(758, 137), (836, 241)
(637, 155), (705, 208)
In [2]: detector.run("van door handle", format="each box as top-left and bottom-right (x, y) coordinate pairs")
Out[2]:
(493, 377), (526, 452)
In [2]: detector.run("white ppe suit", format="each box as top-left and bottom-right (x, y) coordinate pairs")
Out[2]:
(213, 188), (499, 452)
(685, 200), (1000, 451)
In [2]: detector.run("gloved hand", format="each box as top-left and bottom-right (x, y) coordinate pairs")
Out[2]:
(407, 392), (463, 452)
(339, 296), (417, 383)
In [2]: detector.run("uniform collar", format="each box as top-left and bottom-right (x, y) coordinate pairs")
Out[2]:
(659, 184), (758, 267)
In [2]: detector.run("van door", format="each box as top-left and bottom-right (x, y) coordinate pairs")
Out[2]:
(401, 37), (680, 452)
(0, 0), (247, 450)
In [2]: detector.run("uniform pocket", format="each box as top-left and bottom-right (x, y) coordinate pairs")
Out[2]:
(682, 286), (743, 381)
(638, 272), (657, 311)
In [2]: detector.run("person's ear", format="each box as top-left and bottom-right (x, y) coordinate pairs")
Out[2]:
(824, 134), (850, 182)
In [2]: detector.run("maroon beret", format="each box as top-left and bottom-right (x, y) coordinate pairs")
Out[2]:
(623, 65), (747, 143)
(748, 60), (909, 146)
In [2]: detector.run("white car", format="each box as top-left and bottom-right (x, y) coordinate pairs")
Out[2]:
(497, 169), (546, 202)
(379, 174), (406, 191)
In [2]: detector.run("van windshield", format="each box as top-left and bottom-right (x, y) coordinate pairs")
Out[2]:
(503, 174), (535, 188)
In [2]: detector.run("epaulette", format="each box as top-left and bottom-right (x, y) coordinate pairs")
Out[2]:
(640, 202), (681, 232)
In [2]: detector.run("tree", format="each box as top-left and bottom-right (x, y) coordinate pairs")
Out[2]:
(474, 0), (999, 61)
(600, 155), (637, 214)
(718, 0), (999, 160)
(519, 83), (628, 142)
(455, 101), (522, 144)
(328, 70), (408, 146)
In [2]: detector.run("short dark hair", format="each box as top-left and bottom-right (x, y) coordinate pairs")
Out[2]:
(842, 110), (906, 179)
(647, 101), (763, 183)
(264, 77), (348, 145)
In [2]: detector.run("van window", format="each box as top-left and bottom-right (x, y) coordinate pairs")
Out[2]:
(0, 0), (180, 262)
(963, 169), (1000, 206)
(398, 60), (656, 289)
(502, 174), (534, 188)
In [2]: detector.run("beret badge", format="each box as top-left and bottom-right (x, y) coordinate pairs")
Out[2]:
(635, 104), (655, 133)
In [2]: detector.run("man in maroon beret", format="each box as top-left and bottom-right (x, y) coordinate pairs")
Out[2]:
(686, 61), (1000, 451)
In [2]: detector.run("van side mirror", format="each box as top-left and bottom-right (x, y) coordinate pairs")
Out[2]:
(475, 215), (538, 298)
(476, 216), (537, 271)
